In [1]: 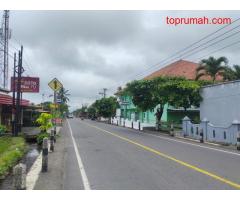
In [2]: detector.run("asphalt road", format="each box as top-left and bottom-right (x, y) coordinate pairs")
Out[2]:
(63, 118), (240, 190)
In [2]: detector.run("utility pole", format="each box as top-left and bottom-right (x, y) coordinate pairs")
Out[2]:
(0, 10), (11, 89)
(12, 53), (16, 136)
(53, 80), (58, 137)
(41, 93), (44, 110)
(15, 46), (23, 136)
(99, 88), (107, 98)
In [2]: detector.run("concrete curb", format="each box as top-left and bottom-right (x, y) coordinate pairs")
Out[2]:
(175, 135), (221, 146)
(108, 121), (238, 151)
(26, 126), (62, 190)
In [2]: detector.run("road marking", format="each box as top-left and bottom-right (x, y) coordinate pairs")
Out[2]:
(107, 123), (239, 156)
(83, 121), (240, 190)
(143, 132), (240, 156)
(26, 152), (42, 190)
(67, 119), (91, 190)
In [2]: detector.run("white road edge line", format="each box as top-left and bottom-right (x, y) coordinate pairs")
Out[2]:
(143, 132), (240, 156)
(26, 152), (42, 190)
(67, 119), (91, 190)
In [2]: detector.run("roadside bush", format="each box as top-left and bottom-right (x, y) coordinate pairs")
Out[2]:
(0, 125), (7, 135)
(36, 133), (49, 146)
(36, 113), (53, 132)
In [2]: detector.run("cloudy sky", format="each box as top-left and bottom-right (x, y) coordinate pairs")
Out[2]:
(4, 10), (240, 111)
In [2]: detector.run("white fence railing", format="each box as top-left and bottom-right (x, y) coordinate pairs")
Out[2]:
(111, 117), (155, 131)
(182, 116), (239, 145)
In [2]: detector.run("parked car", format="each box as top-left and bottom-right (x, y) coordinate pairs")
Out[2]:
(67, 114), (74, 118)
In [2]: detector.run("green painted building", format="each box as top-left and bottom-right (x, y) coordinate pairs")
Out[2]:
(118, 95), (199, 125)
(117, 60), (202, 125)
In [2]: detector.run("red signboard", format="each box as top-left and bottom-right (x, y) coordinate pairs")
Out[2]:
(11, 77), (40, 93)
(52, 118), (62, 125)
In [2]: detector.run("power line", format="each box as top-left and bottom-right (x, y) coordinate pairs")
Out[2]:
(196, 39), (240, 61)
(9, 39), (35, 76)
(181, 30), (240, 59)
(175, 24), (240, 60)
(115, 18), (240, 84)
(134, 31), (240, 81)
(166, 18), (240, 59)
(4, 36), (35, 76)
(107, 24), (240, 93)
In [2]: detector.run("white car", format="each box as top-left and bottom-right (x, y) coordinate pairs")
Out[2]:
(67, 114), (74, 118)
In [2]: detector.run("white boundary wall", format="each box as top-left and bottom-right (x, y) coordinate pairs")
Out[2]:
(111, 117), (155, 131)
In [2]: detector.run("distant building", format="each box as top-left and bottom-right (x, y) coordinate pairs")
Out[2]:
(118, 60), (207, 125)
(0, 92), (30, 131)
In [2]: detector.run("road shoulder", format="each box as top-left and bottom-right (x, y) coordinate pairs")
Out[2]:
(33, 125), (66, 190)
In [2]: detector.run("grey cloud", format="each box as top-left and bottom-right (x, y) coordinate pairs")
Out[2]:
(7, 10), (240, 111)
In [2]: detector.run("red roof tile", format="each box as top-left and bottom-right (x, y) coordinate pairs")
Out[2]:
(144, 60), (221, 80)
(0, 93), (30, 106)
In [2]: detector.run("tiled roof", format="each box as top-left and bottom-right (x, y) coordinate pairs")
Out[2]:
(144, 59), (221, 80)
(0, 93), (30, 106)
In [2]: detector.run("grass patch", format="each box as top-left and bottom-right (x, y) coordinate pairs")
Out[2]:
(0, 136), (27, 178)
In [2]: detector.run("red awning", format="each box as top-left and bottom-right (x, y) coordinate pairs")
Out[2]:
(0, 93), (30, 106)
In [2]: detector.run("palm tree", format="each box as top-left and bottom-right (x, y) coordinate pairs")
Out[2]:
(222, 65), (240, 81)
(58, 87), (70, 103)
(195, 56), (228, 82)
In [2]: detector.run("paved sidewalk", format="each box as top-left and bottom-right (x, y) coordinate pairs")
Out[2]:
(33, 125), (66, 190)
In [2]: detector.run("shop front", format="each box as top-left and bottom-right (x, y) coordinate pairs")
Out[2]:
(0, 93), (30, 131)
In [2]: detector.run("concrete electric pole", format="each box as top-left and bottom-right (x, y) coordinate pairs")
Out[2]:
(99, 88), (107, 98)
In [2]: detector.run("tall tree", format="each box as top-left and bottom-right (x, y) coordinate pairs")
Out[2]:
(196, 56), (228, 82)
(123, 77), (209, 123)
(125, 79), (158, 112)
(124, 77), (187, 122)
(58, 87), (70, 103)
(87, 105), (97, 119)
(163, 79), (203, 111)
(95, 97), (119, 118)
(57, 87), (70, 116)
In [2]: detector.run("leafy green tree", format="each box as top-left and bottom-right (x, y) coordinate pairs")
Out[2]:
(222, 65), (240, 81)
(36, 113), (53, 133)
(87, 105), (97, 118)
(152, 77), (186, 118)
(123, 77), (209, 123)
(124, 77), (186, 121)
(196, 56), (228, 82)
(59, 103), (69, 116)
(94, 97), (119, 118)
(125, 79), (158, 112)
(162, 79), (202, 111)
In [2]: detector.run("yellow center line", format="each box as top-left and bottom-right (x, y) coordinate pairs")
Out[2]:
(82, 121), (240, 189)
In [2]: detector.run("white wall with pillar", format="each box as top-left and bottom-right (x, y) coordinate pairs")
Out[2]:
(182, 116), (239, 145)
